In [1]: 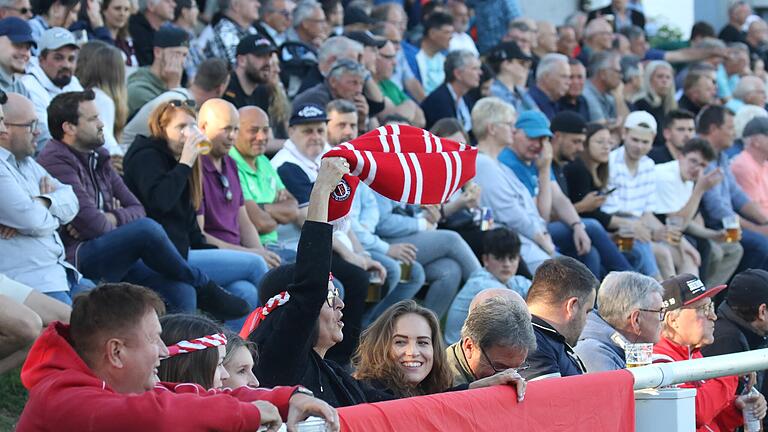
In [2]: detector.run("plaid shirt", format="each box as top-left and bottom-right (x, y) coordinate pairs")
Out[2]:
(602, 146), (657, 217)
(205, 16), (259, 65)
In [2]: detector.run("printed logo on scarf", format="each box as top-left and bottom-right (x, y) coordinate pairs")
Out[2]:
(331, 179), (352, 201)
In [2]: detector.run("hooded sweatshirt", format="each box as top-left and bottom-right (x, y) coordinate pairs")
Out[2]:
(18, 322), (296, 431)
(653, 336), (742, 432)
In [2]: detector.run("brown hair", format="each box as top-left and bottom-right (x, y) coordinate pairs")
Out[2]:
(70, 283), (166, 364)
(582, 122), (610, 189)
(158, 314), (224, 389)
(76, 41), (128, 140)
(148, 102), (203, 210)
(352, 300), (453, 398)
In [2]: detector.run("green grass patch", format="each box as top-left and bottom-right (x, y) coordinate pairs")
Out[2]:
(0, 368), (27, 431)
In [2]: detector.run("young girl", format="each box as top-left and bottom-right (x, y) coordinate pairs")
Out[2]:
(221, 332), (260, 388)
(158, 314), (230, 389)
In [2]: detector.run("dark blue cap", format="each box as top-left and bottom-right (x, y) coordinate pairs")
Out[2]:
(289, 103), (328, 126)
(0, 17), (36, 47)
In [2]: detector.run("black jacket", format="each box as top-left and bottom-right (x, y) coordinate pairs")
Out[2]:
(128, 13), (156, 66)
(123, 135), (210, 258)
(420, 83), (477, 131)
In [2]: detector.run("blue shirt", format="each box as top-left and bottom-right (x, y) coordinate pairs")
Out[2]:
(528, 84), (560, 120)
(490, 79), (540, 113)
(701, 151), (751, 229)
(468, 0), (522, 54)
(498, 148), (556, 197)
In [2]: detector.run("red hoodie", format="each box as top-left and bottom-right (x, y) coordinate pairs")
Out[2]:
(17, 322), (297, 432)
(653, 337), (742, 432)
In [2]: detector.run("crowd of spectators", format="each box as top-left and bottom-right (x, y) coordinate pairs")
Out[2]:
(3, 0), (768, 429)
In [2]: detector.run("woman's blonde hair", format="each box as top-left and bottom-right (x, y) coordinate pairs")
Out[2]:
(635, 60), (677, 114)
(352, 300), (453, 398)
(75, 40), (128, 140)
(147, 101), (203, 210)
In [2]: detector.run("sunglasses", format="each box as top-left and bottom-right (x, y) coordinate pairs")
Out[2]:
(168, 99), (196, 108)
(218, 174), (233, 201)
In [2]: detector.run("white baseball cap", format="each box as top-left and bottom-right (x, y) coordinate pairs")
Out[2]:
(624, 111), (658, 134)
(38, 27), (77, 52)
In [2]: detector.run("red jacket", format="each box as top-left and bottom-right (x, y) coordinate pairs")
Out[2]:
(17, 322), (297, 431)
(653, 337), (742, 432)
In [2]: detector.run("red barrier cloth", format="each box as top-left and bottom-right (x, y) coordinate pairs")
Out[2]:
(338, 370), (635, 432)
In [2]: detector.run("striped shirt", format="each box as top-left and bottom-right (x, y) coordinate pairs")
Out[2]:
(602, 146), (657, 217)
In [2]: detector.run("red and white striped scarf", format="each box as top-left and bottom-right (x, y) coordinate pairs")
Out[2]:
(166, 333), (228, 357)
(238, 291), (291, 339)
(322, 124), (478, 223)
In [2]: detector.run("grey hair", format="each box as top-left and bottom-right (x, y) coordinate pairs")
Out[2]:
(587, 50), (619, 78)
(318, 36), (363, 66)
(138, 0), (161, 12)
(597, 271), (664, 329)
(471, 96), (516, 140)
(292, 0), (322, 28)
(733, 76), (765, 101)
(728, 41), (750, 54)
(535, 53), (569, 82)
(729, 1), (749, 16)
(0, 0), (17, 7)
(327, 59), (366, 80)
(444, 49), (476, 83)
(620, 25), (645, 42)
(460, 296), (537, 353)
(326, 98), (356, 115)
(693, 37), (726, 50)
(565, 11), (587, 28)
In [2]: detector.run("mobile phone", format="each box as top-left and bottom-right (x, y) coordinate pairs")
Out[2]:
(601, 187), (618, 196)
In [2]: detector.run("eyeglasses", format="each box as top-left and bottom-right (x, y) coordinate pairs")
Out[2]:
(168, 99), (196, 109)
(479, 346), (529, 375)
(5, 119), (37, 133)
(326, 286), (340, 308)
(638, 307), (667, 321)
(691, 302), (716, 317)
(218, 174), (233, 201)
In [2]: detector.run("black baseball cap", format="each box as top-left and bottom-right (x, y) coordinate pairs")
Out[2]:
(236, 34), (277, 56)
(345, 31), (387, 48)
(343, 5), (375, 26)
(661, 274), (727, 312)
(0, 17), (36, 47)
(726, 269), (768, 308)
(488, 41), (533, 63)
(289, 103), (328, 126)
(153, 25), (189, 48)
(551, 111), (587, 134)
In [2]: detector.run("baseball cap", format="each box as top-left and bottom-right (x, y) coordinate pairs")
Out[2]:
(38, 27), (77, 52)
(153, 25), (189, 48)
(289, 103), (328, 126)
(343, 5), (375, 26)
(550, 111), (587, 134)
(741, 116), (768, 138)
(515, 110), (553, 139)
(488, 41), (533, 63)
(345, 31), (387, 49)
(624, 110), (658, 134)
(726, 269), (768, 308)
(0, 17), (36, 47)
(660, 273), (727, 312)
(236, 34), (277, 56)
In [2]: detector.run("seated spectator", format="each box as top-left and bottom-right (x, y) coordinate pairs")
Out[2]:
(556, 25), (578, 58)
(654, 273), (767, 431)
(718, 43), (751, 105)
(575, 271), (664, 372)
(354, 299), (527, 400)
(697, 105), (768, 273)
(559, 59), (591, 121)
(407, 11), (454, 95)
(128, 0), (175, 65)
(528, 53), (571, 119)
(702, 269), (768, 426)
(373, 36), (426, 128)
(447, 0), (476, 56)
(523, 257), (597, 380)
(99, 0), (138, 68)
(745, 18), (768, 63)
(421, 49), (480, 131)
(231, 106), (300, 254)
(68, 0), (117, 46)
(727, 104), (768, 159)
(444, 228), (532, 344)
(0, 17), (33, 98)
(577, 17), (613, 66)
(719, 1), (751, 43)
(38, 90), (249, 320)
(0, 274), (70, 373)
(732, 117), (768, 215)
(648, 109), (696, 164)
(534, 21), (557, 59)
(27, 0), (78, 48)
(588, 0), (645, 32)
(172, 0), (205, 79)
(583, 50), (629, 132)
(0, 0), (32, 19)
(204, 0), (262, 66)
(285, 0), (326, 50)
(17, 282), (339, 431)
(127, 25), (188, 117)
(322, 0), (342, 35)
(221, 331), (259, 388)
(22, 27), (83, 150)
(487, 41), (537, 113)
(294, 35), (362, 100)
(677, 63), (717, 117)
(257, 0), (292, 47)
(550, 111), (587, 195)
(0, 92), (85, 303)
(75, 40), (129, 160)
(505, 19), (535, 59)
(730, 75), (767, 114)
(633, 61), (678, 148)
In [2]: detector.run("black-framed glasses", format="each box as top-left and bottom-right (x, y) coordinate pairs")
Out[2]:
(5, 119), (37, 133)
(326, 286), (340, 308)
(168, 99), (196, 108)
(480, 346), (529, 374)
(638, 307), (667, 321)
(218, 174), (233, 201)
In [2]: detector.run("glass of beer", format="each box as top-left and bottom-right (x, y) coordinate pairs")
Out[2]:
(615, 225), (634, 252)
(399, 261), (412, 283)
(366, 271), (383, 303)
(665, 216), (684, 246)
(183, 124), (212, 155)
(722, 215), (741, 243)
(625, 343), (653, 368)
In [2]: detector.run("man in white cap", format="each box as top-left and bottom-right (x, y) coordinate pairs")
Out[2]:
(20, 27), (82, 150)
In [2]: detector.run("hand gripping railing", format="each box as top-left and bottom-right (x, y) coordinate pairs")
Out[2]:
(628, 348), (768, 390)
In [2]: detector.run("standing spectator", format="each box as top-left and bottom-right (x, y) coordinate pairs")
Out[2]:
(420, 49), (480, 131)
(0, 0), (32, 19)
(258, 0), (291, 47)
(128, 0), (176, 66)
(588, 0), (645, 32)
(528, 53), (570, 120)
(404, 11), (453, 96)
(487, 41), (537, 113)
(27, 0), (79, 47)
(21, 27), (83, 151)
(582, 50), (629, 131)
(126, 25), (188, 116)
(719, 1), (751, 44)
(447, 0), (476, 56)
(0, 92), (84, 304)
(468, 0), (520, 54)
(559, 59), (591, 121)
(523, 257), (597, 380)
(731, 117), (768, 216)
(222, 34), (275, 110)
(648, 109), (696, 164)
(100, 0), (137, 68)
(575, 271), (664, 372)
(678, 64), (717, 116)
(633, 60), (678, 148)
(204, 0), (262, 66)
(285, 0), (326, 50)
(0, 17), (33, 98)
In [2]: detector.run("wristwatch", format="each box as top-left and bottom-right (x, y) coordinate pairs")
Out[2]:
(292, 386), (314, 398)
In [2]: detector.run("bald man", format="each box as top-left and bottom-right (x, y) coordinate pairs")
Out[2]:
(231, 106), (300, 252)
(197, 99), (282, 269)
(469, 288), (528, 312)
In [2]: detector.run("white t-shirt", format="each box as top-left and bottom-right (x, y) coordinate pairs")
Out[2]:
(653, 160), (693, 214)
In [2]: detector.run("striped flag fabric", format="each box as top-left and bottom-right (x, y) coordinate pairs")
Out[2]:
(322, 124), (478, 223)
(166, 333), (228, 357)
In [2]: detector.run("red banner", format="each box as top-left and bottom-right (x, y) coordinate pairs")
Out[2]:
(338, 370), (636, 431)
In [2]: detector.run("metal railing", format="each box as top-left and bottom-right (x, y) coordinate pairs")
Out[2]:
(629, 348), (768, 390)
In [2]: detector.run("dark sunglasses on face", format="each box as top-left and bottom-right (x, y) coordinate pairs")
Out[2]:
(168, 99), (196, 108)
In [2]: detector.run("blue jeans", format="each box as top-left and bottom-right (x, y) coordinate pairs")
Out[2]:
(44, 273), (95, 305)
(76, 218), (210, 313)
(548, 220), (601, 277)
(364, 251), (426, 325)
(188, 249), (268, 330)
(627, 240), (660, 277)
(738, 229), (768, 272)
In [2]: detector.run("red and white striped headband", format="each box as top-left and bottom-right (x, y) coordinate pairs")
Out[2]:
(166, 333), (228, 357)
